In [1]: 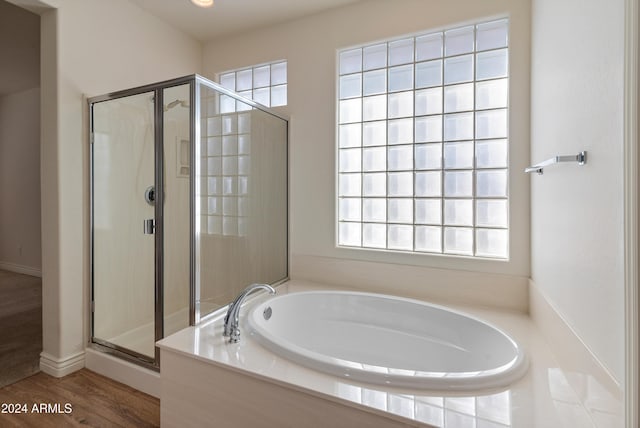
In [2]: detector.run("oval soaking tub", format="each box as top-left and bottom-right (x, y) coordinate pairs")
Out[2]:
(247, 291), (527, 391)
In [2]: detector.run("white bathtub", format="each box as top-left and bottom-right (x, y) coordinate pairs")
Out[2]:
(248, 290), (527, 391)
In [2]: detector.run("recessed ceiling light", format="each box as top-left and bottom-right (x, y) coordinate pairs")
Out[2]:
(191, 0), (214, 7)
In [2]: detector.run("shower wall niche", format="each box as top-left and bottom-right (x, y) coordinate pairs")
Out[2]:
(89, 75), (288, 369)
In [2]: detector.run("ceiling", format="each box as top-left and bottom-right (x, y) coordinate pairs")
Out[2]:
(128, 0), (364, 42)
(0, 0), (363, 95)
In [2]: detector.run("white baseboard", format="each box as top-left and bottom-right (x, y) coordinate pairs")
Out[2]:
(529, 279), (624, 425)
(84, 348), (160, 398)
(0, 261), (42, 278)
(39, 351), (85, 377)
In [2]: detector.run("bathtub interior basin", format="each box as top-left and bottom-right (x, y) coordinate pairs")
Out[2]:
(247, 291), (527, 391)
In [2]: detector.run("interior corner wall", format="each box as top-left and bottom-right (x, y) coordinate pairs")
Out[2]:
(38, 0), (202, 372)
(0, 88), (42, 274)
(530, 0), (625, 383)
(201, 0), (531, 297)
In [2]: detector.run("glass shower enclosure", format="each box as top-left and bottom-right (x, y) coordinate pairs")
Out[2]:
(88, 75), (288, 369)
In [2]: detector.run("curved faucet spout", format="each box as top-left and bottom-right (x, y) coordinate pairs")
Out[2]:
(223, 283), (276, 343)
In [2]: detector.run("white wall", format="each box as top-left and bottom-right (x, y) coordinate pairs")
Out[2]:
(0, 88), (41, 274)
(0, 0), (41, 276)
(0, 0), (40, 96)
(21, 0), (203, 374)
(530, 0), (625, 383)
(202, 0), (532, 308)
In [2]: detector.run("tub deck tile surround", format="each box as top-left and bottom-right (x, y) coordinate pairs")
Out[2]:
(528, 280), (623, 427)
(290, 254), (529, 313)
(158, 280), (621, 428)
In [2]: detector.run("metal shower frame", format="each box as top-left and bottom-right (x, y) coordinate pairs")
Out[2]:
(87, 74), (289, 370)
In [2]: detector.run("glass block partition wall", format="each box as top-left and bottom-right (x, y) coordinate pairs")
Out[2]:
(197, 81), (288, 319)
(337, 19), (509, 259)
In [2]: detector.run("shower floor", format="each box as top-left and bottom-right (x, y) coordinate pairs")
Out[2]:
(108, 307), (189, 358)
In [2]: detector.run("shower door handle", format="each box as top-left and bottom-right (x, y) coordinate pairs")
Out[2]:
(143, 219), (155, 235)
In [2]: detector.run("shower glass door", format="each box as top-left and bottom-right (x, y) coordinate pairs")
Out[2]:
(91, 91), (156, 361)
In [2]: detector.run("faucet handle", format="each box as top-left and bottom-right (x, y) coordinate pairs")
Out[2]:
(229, 326), (241, 343)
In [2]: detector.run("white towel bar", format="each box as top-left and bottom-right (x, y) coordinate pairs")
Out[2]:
(525, 151), (587, 175)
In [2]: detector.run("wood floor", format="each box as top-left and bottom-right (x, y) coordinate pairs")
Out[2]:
(0, 369), (160, 427)
(0, 270), (159, 426)
(0, 269), (42, 387)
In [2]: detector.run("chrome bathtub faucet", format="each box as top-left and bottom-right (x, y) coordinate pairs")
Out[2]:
(223, 283), (276, 343)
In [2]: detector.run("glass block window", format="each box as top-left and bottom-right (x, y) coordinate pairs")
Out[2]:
(337, 19), (509, 259)
(218, 61), (287, 109)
